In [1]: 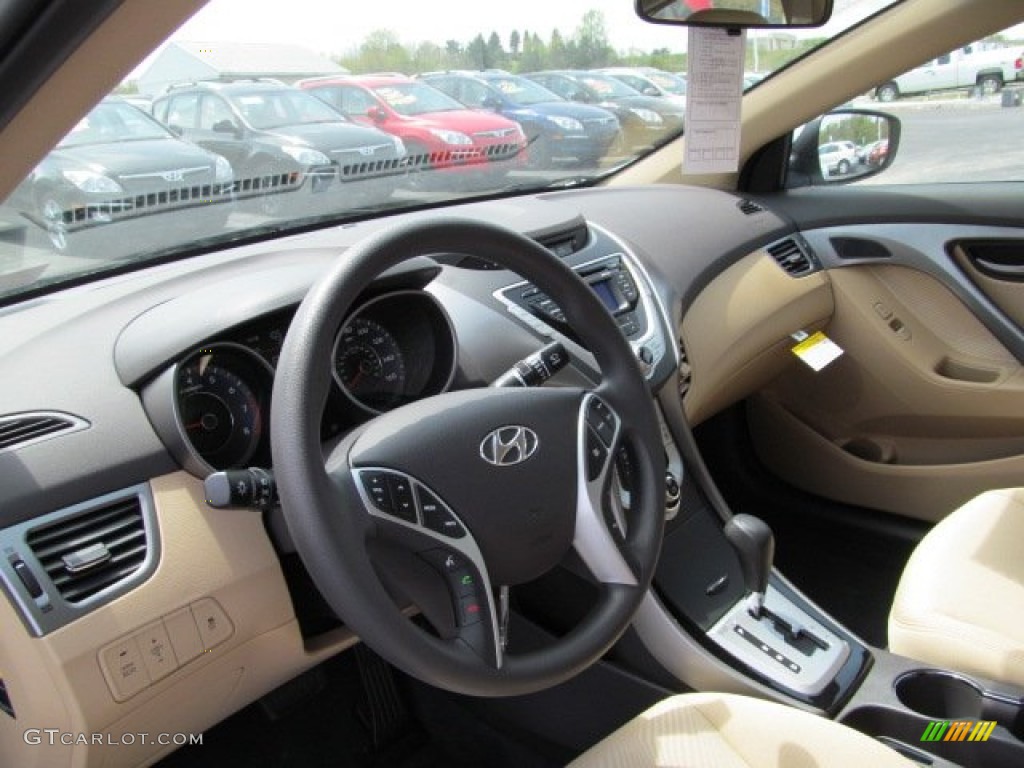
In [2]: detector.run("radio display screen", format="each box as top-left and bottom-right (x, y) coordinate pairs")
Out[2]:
(591, 279), (619, 312)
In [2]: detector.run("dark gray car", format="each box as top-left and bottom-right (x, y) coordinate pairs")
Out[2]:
(151, 81), (407, 214)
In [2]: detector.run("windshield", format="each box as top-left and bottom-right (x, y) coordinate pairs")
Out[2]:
(373, 82), (466, 116)
(0, 0), (903, 302)
(233, 89), (347, 129)
(59, 101), (171, 147)
(486, 76), (563, 105)
(577, 74), (640, 99)
(644, 71), (687, 95)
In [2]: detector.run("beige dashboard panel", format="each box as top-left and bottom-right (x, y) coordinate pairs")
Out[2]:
(751, 265), (1024, 521)
(681, 250), (833, 426)
(0, 472), (358, 768)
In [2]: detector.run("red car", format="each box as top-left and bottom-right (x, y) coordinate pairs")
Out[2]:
(298, 75), (527, 181)
(867, 139), (890, 166)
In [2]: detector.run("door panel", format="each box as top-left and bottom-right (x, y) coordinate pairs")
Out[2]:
(748, 223), (1024, 522)
(951, 240), (1024, 331)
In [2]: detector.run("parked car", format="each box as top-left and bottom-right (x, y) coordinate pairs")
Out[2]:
(874, 42), (1024, 101)
(818, 139), (858, 176)
(866, 138), (890, 166)
(419, 71), (621, 167)
(2, 97), (233, 252)
(297, 74), (527, 187)
(151, 80), (406, 213)
(524, 70), (684, 151)
(599, 67), (688, 107)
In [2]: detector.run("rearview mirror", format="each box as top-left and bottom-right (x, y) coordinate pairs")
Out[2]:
(636, 0), (833, 28)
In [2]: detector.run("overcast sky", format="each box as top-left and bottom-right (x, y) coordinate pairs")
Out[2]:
(132, 1), (1024, 79)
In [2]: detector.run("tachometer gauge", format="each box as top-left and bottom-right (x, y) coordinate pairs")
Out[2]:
(175, 345), (271, 470)
(333, 316), (407, 412)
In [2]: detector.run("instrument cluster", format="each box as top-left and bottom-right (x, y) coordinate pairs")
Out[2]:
(171, 291), (457, 473)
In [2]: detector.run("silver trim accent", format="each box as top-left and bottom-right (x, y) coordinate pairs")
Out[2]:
(802, 222), (1024, 362)
(351, 467), (503, 668)
(119, 165), (209, 181)
(0, 484), (161, 637)
(492, 223), (678, 382)
(479, 425), (539, 467)
(707, 586), (850, 697)
(0, 411), (90, 455)
(572, 394), (636, 585)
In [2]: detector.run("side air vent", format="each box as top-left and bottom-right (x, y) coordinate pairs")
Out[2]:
(738, 199), (764, 215)
(0, 412), (88, 453)
(677, 339), (692, 397)
(26, 494), (147, 604)
(766, 237), (816, 277)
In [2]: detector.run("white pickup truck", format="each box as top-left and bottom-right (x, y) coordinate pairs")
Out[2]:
(875, 44), (1023, 101)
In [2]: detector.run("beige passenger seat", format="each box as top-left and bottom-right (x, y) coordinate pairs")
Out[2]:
(888, 487), (1024, 687)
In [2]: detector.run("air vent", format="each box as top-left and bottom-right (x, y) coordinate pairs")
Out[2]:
(738, 199), (764, 215)
(677, 339), (692, 397)
(766, 237), (816, 277)
(537, 223), (589, 259)
(26, 494), (147, 604)
(0, 412), (88, 453)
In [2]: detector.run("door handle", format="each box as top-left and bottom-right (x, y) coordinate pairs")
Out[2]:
(974, 257), (1024, 280)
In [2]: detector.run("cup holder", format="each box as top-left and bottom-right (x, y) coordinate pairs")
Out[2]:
(896, 670), (1024, 740)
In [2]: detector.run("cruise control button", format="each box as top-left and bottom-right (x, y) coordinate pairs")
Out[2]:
(387, 474), (417, 523)
(418, 486), (465, 538)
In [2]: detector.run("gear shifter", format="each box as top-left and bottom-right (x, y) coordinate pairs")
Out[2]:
(723, 514), (774, 618)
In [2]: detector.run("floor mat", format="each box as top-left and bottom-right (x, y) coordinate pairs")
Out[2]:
(154, 646), (561, 768)
(693, 405), (929, 648)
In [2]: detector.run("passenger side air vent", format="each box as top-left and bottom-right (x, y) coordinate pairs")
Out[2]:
(0, 412), (88, 453)
(766, 237), (816, 277)
(738, 199), (764, 215)
(26, 494), (148, 604)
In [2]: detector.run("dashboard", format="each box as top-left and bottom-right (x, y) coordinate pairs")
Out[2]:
(0, 184), (823, 768)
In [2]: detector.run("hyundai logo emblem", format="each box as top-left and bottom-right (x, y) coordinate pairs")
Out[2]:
(161, 170), (185, 182)
(480, 426), (539, 467)
(358, 146), (376, 156)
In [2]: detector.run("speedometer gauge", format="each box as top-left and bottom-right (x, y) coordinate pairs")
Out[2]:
(333, 316), (407, 412)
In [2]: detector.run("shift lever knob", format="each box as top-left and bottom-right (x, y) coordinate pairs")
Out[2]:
(723, 514), (774, 616)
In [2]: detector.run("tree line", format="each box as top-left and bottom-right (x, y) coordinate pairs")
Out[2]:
(335, 10), (688, 75)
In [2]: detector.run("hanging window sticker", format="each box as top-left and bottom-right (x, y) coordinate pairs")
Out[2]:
(684, 26), (745, 174)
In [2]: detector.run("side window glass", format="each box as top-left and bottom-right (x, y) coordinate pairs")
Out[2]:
(166, 93), (198, 132)
(342, 87), (375, 115)
(199, 96), (235, 132)
(459, 81), (489, 108)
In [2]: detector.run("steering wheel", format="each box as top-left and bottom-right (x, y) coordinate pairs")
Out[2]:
(271, 217), (665, 697)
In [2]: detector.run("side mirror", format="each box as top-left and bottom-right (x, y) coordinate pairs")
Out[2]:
(212, 119), (240, 137)
(168, 125), (185, 138)
(367, 106), (387, 123)
(568, 90), (590, 103)
(481, 96), (502, 111)
(642, 85), (660, 97)
(788, 109), (900, 187)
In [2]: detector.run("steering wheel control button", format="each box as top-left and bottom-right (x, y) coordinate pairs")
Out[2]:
(459, 595), (483, 626)
(100, 636), (150, 701)
(135, 620), (178, 683)
(386, 474), (417, 523)
(359, 471), (394, 514)
(418, 486), (466, 538)
(586, 428), (610, 480)
(191, 597), (234, 650)
(586, 397), (618, 448)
